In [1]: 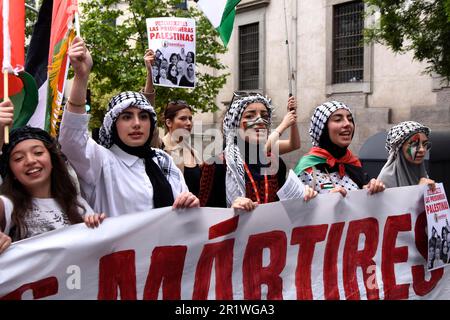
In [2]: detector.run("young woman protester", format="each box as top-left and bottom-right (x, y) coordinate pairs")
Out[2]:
(377, 121), (435, 189)
(198, 93), (316, 211)
(162, 101), (202, 196)
(294, 101), (385, 197)
(0, 125), (105, 254)
(59, 37), (199, 217)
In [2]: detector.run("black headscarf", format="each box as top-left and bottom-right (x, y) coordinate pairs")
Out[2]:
(0, 126), (54, 179)
(112, 125), (174, 208)
(317, 115), (368, 188)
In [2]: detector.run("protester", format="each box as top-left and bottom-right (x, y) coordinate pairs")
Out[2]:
(0, 126), (105, 254)
(294, 101), (385, 196)
(162, 100), (202, 196)
(59, 36), (199, 217)
(198, 93), (316, 211)
(377, 121), (434, 189)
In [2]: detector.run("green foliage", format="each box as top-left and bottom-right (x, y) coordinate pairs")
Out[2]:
(25, 0), (39, 51)
(80, 0), (228, 129)
(364, 0), (450, 81)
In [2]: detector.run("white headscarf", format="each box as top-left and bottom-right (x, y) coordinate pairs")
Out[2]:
(222, 94), (272, 207)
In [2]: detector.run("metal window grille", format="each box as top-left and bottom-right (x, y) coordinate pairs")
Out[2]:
(333, 1), (364, 84)
(239, 23), (259, 90)
(174, 0), (188, 10)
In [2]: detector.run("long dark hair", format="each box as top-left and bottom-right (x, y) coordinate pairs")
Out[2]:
(0, 139), (84, 240)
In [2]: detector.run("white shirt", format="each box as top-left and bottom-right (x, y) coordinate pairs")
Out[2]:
(59, 110), (188, 217)
(0, 195), (93, 239)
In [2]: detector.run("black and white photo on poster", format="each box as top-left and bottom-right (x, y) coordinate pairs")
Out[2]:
(425, 183), (450, 271)
(146, 17), (196, 89)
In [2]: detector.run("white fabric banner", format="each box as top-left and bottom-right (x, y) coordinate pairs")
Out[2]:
(1, 185), (449, 300)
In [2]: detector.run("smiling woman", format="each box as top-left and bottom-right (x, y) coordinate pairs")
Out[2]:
(294, 101), (385, 197)
(0, 126), (104, 249)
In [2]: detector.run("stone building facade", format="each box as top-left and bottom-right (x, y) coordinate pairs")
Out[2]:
(193, 0), (450, 168)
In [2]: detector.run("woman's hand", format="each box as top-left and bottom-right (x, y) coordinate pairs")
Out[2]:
(303, 185), (318, 201)
(279, 110), (297, 132)
(419, 177), (436, 191)
(68, 36), (93, 79)
(84, 213), (106, 228)
(173, 192), (200, 209)
(363, 178), (385, 195)
(0, 101), (14, 130)
(287, 96), (297, 112)
(144, 49), (155, 73)
(232, 197), (258, 212)
(0, 231), (11, 254)
(330, 186), (348, 197)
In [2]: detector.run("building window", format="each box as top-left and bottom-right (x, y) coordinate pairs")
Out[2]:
(239, 23), (259, 90)
(332, 1), (364, 84)
(174, 0), (188, 10)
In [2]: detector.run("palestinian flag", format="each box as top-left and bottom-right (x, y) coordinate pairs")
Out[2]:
(25, 0), (52, 130)
(195, 0), (241, 47)
(47, 0), (77, 137)
(0, 0), (38, 128)
(25, 0), (77, 136)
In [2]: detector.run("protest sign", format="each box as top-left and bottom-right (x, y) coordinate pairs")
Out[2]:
(425, 183), (450, 271)
(146, 17), (196, 88)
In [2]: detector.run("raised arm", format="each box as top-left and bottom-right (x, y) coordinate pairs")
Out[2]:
(66, 36), (92, 114)
(265, 96), (301, 155)
(142, 49), (156, 107)
(59, 36), (106, 185)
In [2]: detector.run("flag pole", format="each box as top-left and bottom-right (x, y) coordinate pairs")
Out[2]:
(283, 0), (293, 100)
(74, 12), (80, 37)
(3, 70), (9, 144)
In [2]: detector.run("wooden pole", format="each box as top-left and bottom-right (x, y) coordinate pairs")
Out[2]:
(3, 70), (9, 144)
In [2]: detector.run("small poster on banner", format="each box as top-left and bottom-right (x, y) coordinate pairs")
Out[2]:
(146, 17), (196, 89)
(425, 183), (450, 271)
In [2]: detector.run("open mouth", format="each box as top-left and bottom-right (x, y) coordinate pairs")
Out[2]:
(339, 131), (352, 137)
(26, 168), (42, 176)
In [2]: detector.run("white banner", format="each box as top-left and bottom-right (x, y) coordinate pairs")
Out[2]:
(1, 185), (449, 300)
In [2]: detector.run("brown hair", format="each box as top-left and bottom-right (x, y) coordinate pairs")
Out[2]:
(163, 100), (193, 132)
(0, 140), (84, 240)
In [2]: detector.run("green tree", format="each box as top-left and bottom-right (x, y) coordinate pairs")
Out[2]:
(364, 0), (450, 81)
(80, 0), (228, 129)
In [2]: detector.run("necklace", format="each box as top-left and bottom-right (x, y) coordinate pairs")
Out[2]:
(243, 162), (269, 204)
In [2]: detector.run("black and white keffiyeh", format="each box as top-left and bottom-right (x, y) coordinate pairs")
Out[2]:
(385, 121), (430, 153)
(99, 91), (157, 149)
(98, 91), (182, 207)
(378, 121), (430, 188)
(309, 101), (352, 146)
(222, 94), (272, 207)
